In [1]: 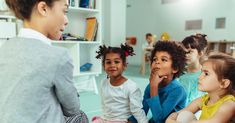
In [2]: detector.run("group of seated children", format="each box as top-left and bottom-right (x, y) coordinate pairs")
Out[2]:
(93, 33), (235, 123)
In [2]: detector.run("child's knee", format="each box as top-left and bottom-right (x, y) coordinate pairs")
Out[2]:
(176, 110), (197, 123)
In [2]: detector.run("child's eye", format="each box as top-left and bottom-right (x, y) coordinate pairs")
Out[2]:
(186, 51), (191, 54)
(204, 72), (209, 76)
(153, 58), (157, 62)
(105, 61), (111, 64)
(162, 58), (167, 62)
(114, 61), (120, 64)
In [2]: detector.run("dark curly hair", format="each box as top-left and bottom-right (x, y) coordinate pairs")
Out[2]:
(150, 41), (186, 79)
(96, 43), (135, 65)
(5, 0), (58, 20)
(182, 33), (208, 53)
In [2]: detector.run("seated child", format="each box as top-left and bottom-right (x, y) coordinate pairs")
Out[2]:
(179, 34), (207, 104)
(129, 41), (187, 123)
(142, 33), (155, 61)
(166, 53), (235, 123)
(93, 44), (148, 123)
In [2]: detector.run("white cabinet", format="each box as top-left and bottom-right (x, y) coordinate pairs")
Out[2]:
(51, 41), (102, 76)
(0, 15), (16, 46)
(51, 0), (102, 94)
(0, 15), (16, 38)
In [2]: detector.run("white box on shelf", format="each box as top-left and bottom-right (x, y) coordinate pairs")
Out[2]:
(0, 22), (16, 38)
(0, 15), (16, 38)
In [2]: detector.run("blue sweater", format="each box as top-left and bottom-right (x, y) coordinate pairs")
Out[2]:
(129, 79), (186, 123)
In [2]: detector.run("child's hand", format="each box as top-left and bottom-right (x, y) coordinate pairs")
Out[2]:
(168, 112), (178, 120)
(166, 112), (178, 123)
(149, 68), (167, 86)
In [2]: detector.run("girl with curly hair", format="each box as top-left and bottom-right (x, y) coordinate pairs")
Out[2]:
(93, 44), (148, 123)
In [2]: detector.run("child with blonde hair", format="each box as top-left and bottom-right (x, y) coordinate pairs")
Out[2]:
(166, 53), (235, 123)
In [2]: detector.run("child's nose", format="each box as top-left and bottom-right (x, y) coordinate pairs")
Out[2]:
(155, 60), (160, 64)
(110, 62), (116, 66)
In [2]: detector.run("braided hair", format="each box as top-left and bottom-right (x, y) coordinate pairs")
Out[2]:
(96, 43), (135, 65)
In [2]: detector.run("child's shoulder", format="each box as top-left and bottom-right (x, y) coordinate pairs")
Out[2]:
(124, 79), (138, 87)
(169, 79), (185, 89)
(123, 79), (141, 92)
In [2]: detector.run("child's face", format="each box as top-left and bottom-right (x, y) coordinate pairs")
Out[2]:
(146, 36), (153, 44)
(104, 53), (126, 78)
(184, 47), (201, 65)
(151, 51), (177, 78)
(198, 61), (221, 92)
(45, 0), (69, 40)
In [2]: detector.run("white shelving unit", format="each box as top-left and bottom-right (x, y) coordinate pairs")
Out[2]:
(0, 15), (16, 43)
(0, 15), (16, 48)
(51, 0), (102, 94)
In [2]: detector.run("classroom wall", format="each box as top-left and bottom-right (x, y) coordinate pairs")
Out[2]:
(102, 0), (126, 47)
(127, 0), (235, 65)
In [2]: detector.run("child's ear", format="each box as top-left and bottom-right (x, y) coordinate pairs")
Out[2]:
(172, 68), (178, 74)
(199, 51), (204, 57)
(220, 79), (231, 89)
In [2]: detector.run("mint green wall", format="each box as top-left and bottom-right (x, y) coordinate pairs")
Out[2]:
(102, 0), (126, 47)
(127, 0), (235, 65)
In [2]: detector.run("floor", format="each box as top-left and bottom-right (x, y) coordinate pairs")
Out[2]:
(79, 65), (151, 121)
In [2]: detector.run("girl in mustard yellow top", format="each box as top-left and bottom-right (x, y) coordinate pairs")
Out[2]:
(166, 53), (235, 123)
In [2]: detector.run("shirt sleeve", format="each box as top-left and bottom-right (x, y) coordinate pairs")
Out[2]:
(143, 84), (151, 114)
(129, 87), (148, 123)
(128, 84), (150, 123)
(146, 87), (185, 122)
(53, 51), (80, 117)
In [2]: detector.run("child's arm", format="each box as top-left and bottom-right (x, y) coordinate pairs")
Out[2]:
(183, 97), (202, 113)
(190, 100), (235, 123)
(129, 87), (148, 123)
(146, 86), (185, 122)
(166, 97), (202, 122)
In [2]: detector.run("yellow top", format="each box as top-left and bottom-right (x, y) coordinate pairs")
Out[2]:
(199, 94), (235, 120)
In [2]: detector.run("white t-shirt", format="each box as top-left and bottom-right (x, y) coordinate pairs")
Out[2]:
(100, 78), (148, 123)
(142, 41), (154, 57)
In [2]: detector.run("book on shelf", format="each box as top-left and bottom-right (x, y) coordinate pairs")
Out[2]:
(70, 0), (80, 7)
(89, 0), (96, 9)
(79, 0), (89, 8)
(79, 0), (96, 9)
(84, 17), (98, 41)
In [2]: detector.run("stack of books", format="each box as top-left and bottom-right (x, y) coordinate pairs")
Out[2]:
(69, 0), (96, 9)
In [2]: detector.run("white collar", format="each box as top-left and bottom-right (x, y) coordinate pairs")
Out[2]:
(18, 28), (51, 45)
